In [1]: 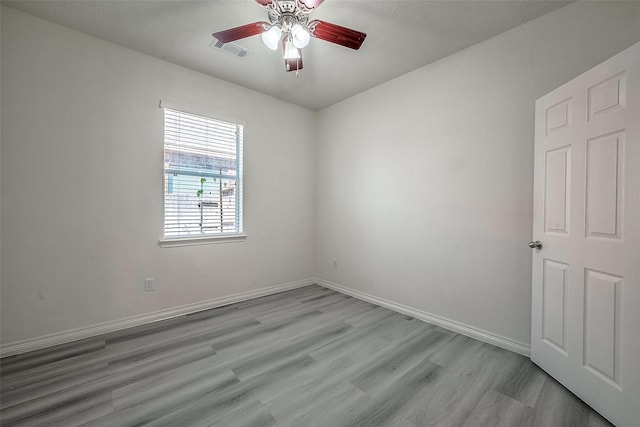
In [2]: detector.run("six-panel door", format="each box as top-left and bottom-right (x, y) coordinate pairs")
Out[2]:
(532, 41), (640, 427)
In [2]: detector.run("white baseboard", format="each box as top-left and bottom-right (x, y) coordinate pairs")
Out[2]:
(2, 278), (530, 358)
(316, 278), (531, 357)
(0, 278), (314, 358)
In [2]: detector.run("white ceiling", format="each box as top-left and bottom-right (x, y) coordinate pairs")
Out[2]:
(3, 0), (571, 110)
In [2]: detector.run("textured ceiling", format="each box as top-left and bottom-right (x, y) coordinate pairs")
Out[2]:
(2, 0), (571, 110)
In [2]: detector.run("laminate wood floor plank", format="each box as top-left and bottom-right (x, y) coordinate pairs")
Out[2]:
(0, 359), (110, 409)
(427, 333), (485, 367)
(254, 294), (347, 325)
(460, 390), (534, 427)
(350, 328), (448, 395)
(1, 344), (216, 425)
(530, 376), (592, 427)
(370, 316), (427, 343)
(305, 323), (391, 363)
(88, 368), (238, 427)
(1, 349), (108, 392)
(0, 339), (106, 375)
(296, 290), (339, 303)
(110, 355), (227, 408)
(411, 345), (522, 427)
(104, 317), (259, 363)
(230, 322), (353, 380)
(0, 285), (613, 426)
(346, 356), (442, 427)
(141, 354), (317, 427)
(267, 380), (371, 427)
(210, 317), (351, 374)
(191, 399), (277, 427)
(493, 352), (547, 408)
(103, 312), (212, 345)
(10, 391), (114, 427)
(343, 305), (398, 328)
(259, 339), (388, 412)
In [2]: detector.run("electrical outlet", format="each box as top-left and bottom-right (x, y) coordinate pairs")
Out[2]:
(145, 278), (155, 292)
(332, 258), (338, 269)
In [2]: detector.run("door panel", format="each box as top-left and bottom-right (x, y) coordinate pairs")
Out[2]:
(585, 132), (624, 239)
(544, 147), (571, 234)
(542, 259), (568, 353)
(583, 269), (621, 386)
(545, 98), (572, 135)
(587, 72), (626, 121)
(532, 41), (640, 427)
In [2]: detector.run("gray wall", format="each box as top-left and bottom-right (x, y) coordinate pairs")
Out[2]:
(1, 7), (316, 345)
(315, 1), (640, 347)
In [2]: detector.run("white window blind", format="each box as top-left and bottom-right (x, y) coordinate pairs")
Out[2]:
(163, 107), (243, 238)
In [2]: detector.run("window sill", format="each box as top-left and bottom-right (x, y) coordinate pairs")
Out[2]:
(159, 234), (247, 248)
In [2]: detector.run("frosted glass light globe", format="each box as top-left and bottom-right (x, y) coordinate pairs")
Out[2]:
(291, 24), (310, 49)
(261, 26), (282, 50)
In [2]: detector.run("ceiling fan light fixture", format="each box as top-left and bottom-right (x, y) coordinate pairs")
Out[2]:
(212, 0), (366, 73)
(291, 24), (311, 49)
(261, 25), (282, 50)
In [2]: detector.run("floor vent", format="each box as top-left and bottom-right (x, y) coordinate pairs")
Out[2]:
(209, 38), (249, 59)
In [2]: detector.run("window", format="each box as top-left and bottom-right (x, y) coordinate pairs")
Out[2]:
(163, 107), (243, 240)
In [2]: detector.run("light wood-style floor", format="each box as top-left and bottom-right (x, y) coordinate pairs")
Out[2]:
(0, 285), (612, 426)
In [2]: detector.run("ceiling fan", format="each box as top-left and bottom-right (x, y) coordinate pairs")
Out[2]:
(212, 0), (367, 73)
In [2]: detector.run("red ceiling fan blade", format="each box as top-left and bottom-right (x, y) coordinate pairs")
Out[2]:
(308, 20), (366, 50)
(255, 0), (274, 5)
(212, 22), (269, 44)
(299, 0), (325, 10)
(284, 50), (303, 72)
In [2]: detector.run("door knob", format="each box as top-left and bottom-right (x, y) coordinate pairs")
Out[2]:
(528, 241), (543, 249)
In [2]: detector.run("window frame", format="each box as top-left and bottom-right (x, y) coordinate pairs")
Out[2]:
(158, 100), (246, 248)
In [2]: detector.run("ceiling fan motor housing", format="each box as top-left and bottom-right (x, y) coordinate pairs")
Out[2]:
(266, 0), (310, 33)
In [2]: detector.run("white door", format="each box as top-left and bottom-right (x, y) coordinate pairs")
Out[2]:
(532, 41), (640, 427)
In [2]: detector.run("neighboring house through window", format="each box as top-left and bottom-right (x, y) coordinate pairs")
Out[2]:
(163, 106), (243, 240)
